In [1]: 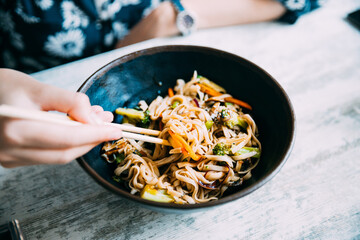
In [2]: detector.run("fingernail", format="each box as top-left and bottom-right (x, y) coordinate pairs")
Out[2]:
(90, 112), (103, 125)
(109, 129), (123, 140)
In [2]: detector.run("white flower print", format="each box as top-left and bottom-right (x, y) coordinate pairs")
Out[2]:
(285, 0), (306, 11)
(104, 22), (128, 46)
(119, 0), (141, 6)
(0, 9), (15, 32)
(112, 21), (128, 40)
(142, 0), (161, 17)
(15, 2), (41, 24)
(35, 0), (54, 10)
(44, 29), (86, 58)
(104, 32), (114, 47)
(61, 1), (89, 29)
(95, 0), (122, 20)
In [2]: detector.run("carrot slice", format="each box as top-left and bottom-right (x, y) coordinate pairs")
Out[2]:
(196, 82), (252, 110)
(168, 88), (174, 97)
(196, 83), (222, 97)
(224, 97), (252, 111)
(168, 135), (186, 154)
(168, 130), (201, 161)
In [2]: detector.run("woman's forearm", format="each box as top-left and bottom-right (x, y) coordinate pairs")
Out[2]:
(116, 0), (286, 48)
(183, 0), (286, 29)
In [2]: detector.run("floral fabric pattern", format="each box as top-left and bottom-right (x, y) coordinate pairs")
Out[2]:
(277, 0), (324, 24)
(0, 0), (162, 73)
(0, 0), (321, 73)
(44, 29), (86, 58)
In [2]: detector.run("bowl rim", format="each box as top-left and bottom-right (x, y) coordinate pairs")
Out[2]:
(76, 45), (296, 210)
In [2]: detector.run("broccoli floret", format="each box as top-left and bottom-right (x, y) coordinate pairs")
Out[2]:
(115, 108), (151, 128)
(137, 110), (150, 128)
(217, 107), (248, 130)
(224, 115), (248, 130)
(213, 143), (231, 155)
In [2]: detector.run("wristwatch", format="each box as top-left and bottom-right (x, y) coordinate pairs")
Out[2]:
(170, 0), (197, 36)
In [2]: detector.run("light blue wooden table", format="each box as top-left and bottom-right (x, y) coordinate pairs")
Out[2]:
(1, 1), (359, 239)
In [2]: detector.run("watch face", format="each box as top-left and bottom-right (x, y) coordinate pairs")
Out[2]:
(177, 10), (196, 36)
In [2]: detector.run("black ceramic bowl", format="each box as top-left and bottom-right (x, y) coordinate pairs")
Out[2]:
(77, 45), (295, 212)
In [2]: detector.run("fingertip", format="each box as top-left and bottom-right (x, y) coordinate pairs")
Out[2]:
(91, 105), (104, 113)
(96, 111), (114, 123)
(104, 127), (123, 141)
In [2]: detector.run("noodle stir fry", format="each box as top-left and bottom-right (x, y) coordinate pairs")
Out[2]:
(102, 71), (261, 204)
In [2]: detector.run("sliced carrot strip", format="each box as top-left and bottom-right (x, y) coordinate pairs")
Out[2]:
(168, 88), (174, 97)
(224, 97), (252, 111)
(168, 135), (186, 154)
(169, 130), (201, 161)
(195, 82), (252, 110)
(196, 83), (222, 97)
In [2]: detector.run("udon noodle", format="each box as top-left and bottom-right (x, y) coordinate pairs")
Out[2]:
(102, 71), (261, 204)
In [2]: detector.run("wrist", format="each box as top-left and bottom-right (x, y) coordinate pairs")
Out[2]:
(153, 1), (179, 36)
(169, 0), (198, 36)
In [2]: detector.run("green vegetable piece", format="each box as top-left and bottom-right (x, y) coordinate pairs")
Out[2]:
(171, 100), (180, 109)
(213, 143), (231, 155)
(112, 175), (122, 183)
(116, 107), (145, 120)
(114, 153), (125, 164)
(205, 120), (214, 130)
(133, 149), (143, 157)
(237, 117), (248, 129)
(224, 116), (248, 130)
(220, 109), (230, 119)
(141, 185), (174, 203)
(138, 110), (150, 128)
(224, 102), (233, 107)
(115, 107), (150, 128)
(235, 147), (261, 158)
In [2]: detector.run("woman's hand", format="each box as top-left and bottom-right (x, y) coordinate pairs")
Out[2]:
(116, 1), (179, 48)
(0, 68), (123, 168)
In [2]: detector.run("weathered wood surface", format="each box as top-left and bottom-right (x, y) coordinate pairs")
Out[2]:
(1, 1), (359, 239)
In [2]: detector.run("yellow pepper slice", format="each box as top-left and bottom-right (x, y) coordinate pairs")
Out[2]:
(141, 185), (174, 203)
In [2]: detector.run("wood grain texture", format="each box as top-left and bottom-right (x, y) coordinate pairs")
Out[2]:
(1, 0), (360, 239)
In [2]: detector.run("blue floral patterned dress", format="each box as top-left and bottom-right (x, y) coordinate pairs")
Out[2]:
(0, 0), (323, 73)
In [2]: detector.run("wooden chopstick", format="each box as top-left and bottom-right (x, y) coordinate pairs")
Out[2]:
(0, 104), (170, 146)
